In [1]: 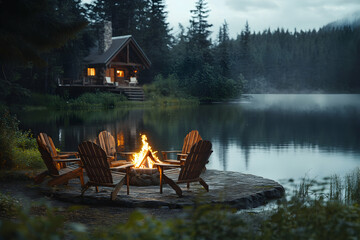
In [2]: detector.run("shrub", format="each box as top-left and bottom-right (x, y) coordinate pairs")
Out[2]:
(185, 63), (242, 101)
(0, 109), (18, 168)
(260, 199), (360, 240)
(0, 193), (21, 217)
(144, 74), (184, 99)
(29, 93), (66, 109)
(70, 92), (127, 109)
(0, 109), (42, 170)
(0, 205), (69, 240)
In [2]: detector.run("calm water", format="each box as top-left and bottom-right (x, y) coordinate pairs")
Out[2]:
(17, 94), (360, 183)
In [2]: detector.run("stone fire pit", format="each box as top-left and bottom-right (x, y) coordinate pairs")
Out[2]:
(128, 168), (160, 186)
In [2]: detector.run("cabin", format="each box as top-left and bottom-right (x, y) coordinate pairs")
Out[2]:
(58, 21), (151, 100)
(82, 34), (151, 86)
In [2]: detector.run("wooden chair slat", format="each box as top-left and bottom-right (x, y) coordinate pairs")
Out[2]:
(37, 138), (59, 175)
(156, 140), (212, 197)
(78, 141), (133, 200)
(182, 130), (202, 155)
(80, 141), (113, 184)
(162, 130), (202, 162)
(96, 130), (129, 166)
(35, 137), (84, 187)
(38, 133), (78, 170)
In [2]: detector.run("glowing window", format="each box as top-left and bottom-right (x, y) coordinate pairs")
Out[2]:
(116, 70), (124, 77)
(87, 68), (95, 76)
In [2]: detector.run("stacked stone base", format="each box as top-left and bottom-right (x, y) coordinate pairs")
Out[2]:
(129, 168), (160, 186)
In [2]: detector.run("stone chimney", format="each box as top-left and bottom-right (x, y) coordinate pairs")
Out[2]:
(98, 21), (112, 54)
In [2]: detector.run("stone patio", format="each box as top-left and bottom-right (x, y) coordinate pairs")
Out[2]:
(39, 170), (285, 209)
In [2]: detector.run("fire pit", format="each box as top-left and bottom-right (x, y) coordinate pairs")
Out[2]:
(129, 135), (163, 186)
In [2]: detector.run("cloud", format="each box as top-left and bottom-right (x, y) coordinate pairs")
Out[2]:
(225, 0), (278, 12)
(225, 0), (360, 13)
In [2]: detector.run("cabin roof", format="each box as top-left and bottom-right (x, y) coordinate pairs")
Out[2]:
(84, 35), (151, 68)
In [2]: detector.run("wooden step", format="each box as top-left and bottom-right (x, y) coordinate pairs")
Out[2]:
(113, 87), (145, 101)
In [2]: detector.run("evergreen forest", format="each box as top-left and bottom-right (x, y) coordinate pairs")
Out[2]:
(1, 0), (360, 103)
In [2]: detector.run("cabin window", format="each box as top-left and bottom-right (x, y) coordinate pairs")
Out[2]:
(87, 68), (96, 76)
(116, 70), (124, 77)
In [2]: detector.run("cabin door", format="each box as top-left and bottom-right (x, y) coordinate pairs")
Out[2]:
(116, 69), (125, 84)
(106, 68), (115, 83)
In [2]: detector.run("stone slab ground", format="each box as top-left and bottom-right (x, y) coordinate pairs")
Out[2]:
(40, 170), (284, 209)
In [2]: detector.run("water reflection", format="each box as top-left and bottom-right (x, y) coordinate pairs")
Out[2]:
(16, 94), (360, 182)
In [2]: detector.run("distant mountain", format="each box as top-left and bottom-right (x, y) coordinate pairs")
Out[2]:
(323, 11), (360, 30)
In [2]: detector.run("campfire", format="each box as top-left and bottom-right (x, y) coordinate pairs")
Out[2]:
(131, 134), (163, 168)
(129, 134), (163, 186)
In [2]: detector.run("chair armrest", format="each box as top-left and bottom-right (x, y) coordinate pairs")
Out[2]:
(154, 163), (181, 168)
(110, 163), (134, 170)
(161, 150), (181, 154)
(177, 153), (187, 160)
(58, 151), (78, 155)
(161, 150), (182, 160)
(118, 151), (135, 155)
(162, 160), (182, 164)
(53, 158), (81, 163)
(177, 153), (187, 156)
(118, 152), (135, 161)
(54, 154), (76, 159)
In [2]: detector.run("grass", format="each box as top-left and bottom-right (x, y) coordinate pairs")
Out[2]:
(28, 92), (128, 110)
(330, 169), (360, 204)
(24, 91), (198, 111)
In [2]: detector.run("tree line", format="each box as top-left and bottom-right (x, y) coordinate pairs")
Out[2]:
(1, 0), (359, 104)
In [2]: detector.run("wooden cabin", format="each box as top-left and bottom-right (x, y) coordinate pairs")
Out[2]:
(82, 35), (151, 86)
(59, 21), (151, 87)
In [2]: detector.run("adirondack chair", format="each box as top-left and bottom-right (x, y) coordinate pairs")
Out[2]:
(96, 130), (129, 167)
(38, 132), (78, 158)
(155, 140), (212, 197)
(161, 130), (202, 164)
(129, 77), (138, 86)
(78, 141), (134, 200)
(104, 77), (114, 85)
(34, 139), (84, 187)
(38, 133), (79, 169)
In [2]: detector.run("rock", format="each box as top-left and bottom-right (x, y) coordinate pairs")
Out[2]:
(36, 170), (285, 210)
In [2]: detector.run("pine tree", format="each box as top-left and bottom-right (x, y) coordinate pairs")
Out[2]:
(217, 21), (230, 78)
(140, 0), (172, 82)
(240, 21), (251, 79)
(188, 0), (213, 62)
(87, 0), (147, 37)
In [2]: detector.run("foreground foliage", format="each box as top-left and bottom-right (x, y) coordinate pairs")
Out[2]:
(1, 197), (360, 240)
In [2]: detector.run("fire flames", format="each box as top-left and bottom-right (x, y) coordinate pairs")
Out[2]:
(131, 134), (162, 168)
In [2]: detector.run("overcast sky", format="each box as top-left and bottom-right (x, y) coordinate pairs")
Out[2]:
(166, 0), (360, 38)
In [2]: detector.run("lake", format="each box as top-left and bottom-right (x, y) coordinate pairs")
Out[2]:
(17, 94), (360, 185)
